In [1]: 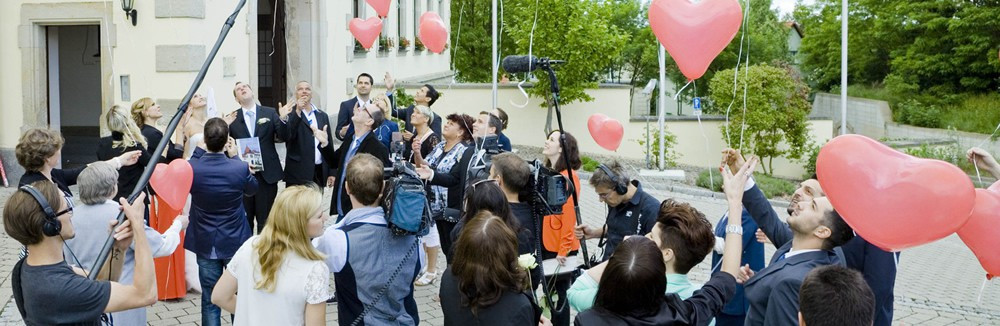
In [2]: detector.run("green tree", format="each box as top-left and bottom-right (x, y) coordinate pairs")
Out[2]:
(709, 64), (812, 175)
(450, 0), (517, 82)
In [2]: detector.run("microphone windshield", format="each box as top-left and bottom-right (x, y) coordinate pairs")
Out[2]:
(502, 55), (538, 74)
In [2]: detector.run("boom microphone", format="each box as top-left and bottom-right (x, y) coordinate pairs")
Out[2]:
(501, 55), (566, 74)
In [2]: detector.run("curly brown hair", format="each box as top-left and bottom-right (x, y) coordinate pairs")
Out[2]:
(16, 129), (64, 172)
(452, 211), (527, 315)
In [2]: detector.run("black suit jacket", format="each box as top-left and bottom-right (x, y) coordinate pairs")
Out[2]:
(141, 124), (184, 163)
(229, 105), (287, 184)
(320, 131), (390, 216)
(284, 108), (333, 185)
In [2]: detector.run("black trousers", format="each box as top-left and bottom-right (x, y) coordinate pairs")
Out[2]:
(285, 164), (327, 191)
(541, 249), (578, 326)
(244, 178), (278, 233)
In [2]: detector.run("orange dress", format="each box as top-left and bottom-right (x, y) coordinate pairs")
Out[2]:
(150, 194), (186, 300)
(542, 170), (581, 256)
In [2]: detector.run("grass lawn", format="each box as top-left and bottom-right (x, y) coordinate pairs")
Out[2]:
(696, 169), (797, 199)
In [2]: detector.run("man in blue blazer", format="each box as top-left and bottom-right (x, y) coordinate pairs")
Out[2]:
(335, 73), (375, 142)
(186, 118), (258, 326)
(710, 208), (764, 325)
(225, 81), (289, 233)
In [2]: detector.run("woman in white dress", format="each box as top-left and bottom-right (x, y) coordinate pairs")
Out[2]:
(211, 185), (331, 326)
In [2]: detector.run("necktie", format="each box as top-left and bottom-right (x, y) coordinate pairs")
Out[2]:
(337, 138), (363, 216)
(246, 109), (256, 135)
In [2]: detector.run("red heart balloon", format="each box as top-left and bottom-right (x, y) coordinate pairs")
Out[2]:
(648, 0), (743, 81)
(419, 12), (448, 54)
(587, 114), (624, 151)
(149, 160), (194, 211)
(349, 17), (383, 50)
(366, 0), (392, 18)
(816, 134), (975, 252)
(959, 186), (1000, 278)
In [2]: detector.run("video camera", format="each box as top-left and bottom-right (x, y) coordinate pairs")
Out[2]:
(385, 132), (417, 179)
(527, 159), (569, 215)
(467, 134), (502, 181)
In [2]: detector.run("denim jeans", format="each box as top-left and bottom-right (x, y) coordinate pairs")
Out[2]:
(197, 257), (232, 326)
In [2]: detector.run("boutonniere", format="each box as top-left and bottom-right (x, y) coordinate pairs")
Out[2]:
(257, 118), (269, 124)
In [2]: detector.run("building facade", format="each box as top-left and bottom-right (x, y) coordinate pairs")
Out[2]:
(0, 0), (452, 183)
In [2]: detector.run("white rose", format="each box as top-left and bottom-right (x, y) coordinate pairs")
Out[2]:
(517, 254), (538, 270)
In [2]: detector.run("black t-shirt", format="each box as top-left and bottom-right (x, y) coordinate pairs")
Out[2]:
(18, 261), (111, 325)
(509, 202), (538, 255)
(602, 181), (660, 262)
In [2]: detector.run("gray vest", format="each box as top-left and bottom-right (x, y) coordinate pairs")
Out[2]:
(335, 221), (422, 325)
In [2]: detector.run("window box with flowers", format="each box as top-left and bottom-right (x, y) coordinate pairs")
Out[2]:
(399, 37), (411, 52)
(414, 38), (426, 52)
(377, 37), (394, 57)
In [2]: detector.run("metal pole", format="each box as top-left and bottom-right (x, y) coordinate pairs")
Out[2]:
(491, 0), (498, 110)
(840, 0), (848, 135)
(89, 0), (248, 279)
(658, 46), (667, 170)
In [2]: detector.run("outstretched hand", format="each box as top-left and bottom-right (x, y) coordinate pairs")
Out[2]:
(313, 125), (329, 148)
(721, 148), (745, 175)
(721, 156), (758, 204)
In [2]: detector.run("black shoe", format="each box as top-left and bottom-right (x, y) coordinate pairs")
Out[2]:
(326, 292), (337, 303)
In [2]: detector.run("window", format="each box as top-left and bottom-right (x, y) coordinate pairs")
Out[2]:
(353, 0), (363, 18)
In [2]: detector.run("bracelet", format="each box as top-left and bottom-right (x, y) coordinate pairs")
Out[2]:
(725, 224), (743, 235)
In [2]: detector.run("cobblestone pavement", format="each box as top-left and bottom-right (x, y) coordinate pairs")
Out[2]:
(1, 177), (1000, 325)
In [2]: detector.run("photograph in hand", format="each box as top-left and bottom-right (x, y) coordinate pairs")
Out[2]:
(236, 137), (265, 172)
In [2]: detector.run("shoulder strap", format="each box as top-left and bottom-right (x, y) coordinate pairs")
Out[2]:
(11, 257), (27, 319)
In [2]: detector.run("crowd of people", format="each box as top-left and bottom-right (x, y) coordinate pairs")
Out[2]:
(9, 69), (991, 326)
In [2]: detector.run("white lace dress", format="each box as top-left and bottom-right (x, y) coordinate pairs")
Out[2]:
(226, 236), (331, 326)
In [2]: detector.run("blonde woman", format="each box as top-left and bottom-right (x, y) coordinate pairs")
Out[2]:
(131, 97), (185, 161)
(212, 185), (331, 326)
(97, 105), (151, 201)
(373, 93), (402, 149)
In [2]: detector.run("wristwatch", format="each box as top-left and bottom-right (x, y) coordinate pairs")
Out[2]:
(725, 224), (744, 235)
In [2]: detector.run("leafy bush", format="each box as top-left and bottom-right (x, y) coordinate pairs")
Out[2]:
(581, 156), (600, 172)
(635, 127), (679, 168)
(394, 88), (415, 108)
(902, 143), (973, 174)
(696, 170), (797, 198)
(896, 99), (942, 128)
(802, 144), (821, 179)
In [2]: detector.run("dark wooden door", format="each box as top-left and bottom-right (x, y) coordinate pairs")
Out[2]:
(257, 0), (286, 110)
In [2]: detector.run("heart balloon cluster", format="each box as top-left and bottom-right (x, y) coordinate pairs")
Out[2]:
(817, 134), (999, 278)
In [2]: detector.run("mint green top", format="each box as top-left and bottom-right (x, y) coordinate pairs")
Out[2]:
(567, 273), (703, 313)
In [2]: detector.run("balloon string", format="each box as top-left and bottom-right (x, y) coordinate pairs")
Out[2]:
(738, 0), (752, 154)
(976, 122), (1000, 148)
(698, 113), (714, 187)
(674, 80), (693, 100)
(974, 159), (984, 187)
(724, 0), (752, 147)
(511, 0), (538, 109)
(978, 277), (989, 305)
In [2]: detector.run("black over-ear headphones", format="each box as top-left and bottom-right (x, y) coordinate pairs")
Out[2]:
(597, 164), (627, 195)
(18, 185), (62, 237)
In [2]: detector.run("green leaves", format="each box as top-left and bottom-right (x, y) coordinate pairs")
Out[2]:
(709, 64), (812, 175)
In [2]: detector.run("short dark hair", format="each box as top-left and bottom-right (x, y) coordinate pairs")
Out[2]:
(4, 181), (63, 245)
(345, 153), (385, 206)
(479, 111), (503, 133)
(447, 113), (475, 142)
(821, 209), (854, 250)
(494, 107), (509, 130)
(369, 106), (385, 129)
(357, 73), (373, 85)
(424, 84), (440, 106)
(453, 212), (527, 315)
(461, 180), (519, 230)
(204, 118), (229, 152)
(799, 265), (875, 326)
(492, 153), (530, 194)
(655, 199), (715, 274)
(593, 237), (666, 317)
(589, 160), (628, 190)
(543, 130), (582, 172)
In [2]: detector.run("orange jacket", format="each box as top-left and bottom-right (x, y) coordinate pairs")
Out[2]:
(543, 170), (581, 256)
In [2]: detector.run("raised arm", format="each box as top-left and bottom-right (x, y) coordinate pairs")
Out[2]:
(105, 193), (158, 312)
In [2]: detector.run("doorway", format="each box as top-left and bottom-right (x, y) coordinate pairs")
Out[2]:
(258, 0), (287, 110)
(47, 25), (102, 168)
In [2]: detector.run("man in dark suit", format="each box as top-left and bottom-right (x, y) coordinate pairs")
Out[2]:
(224, 81), (290, 233)
(186, 118), (257, 326)
(315, 102), (390, 221)
(282, 81), (335, 188)
(384, 72), (443, 140)
(335, 73), (375, 142)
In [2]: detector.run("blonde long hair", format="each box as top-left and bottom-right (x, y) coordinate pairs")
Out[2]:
(130, 97), (156, 127)
(106, 105), (147, 149)
(254, 185), (326, 292)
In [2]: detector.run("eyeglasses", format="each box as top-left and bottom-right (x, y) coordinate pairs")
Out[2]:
(56, 197), (74, 217)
